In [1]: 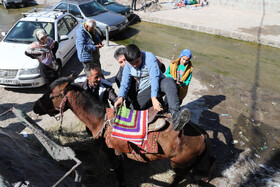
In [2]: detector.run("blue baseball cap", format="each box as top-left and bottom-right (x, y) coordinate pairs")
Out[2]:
(179, 49), (192, 59)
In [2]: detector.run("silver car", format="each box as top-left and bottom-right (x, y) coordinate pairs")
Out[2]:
(51, 0), (128, 38)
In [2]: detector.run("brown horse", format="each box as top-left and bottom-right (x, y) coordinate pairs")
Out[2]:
(33, 77), (215, 185)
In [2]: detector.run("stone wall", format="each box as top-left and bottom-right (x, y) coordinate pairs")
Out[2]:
(206, 0), (280, 14)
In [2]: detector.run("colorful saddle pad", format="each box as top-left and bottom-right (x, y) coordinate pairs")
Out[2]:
(111, 106), (148, 145)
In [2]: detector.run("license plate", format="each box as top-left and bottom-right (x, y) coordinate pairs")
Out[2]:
(0, 79), (19, 85)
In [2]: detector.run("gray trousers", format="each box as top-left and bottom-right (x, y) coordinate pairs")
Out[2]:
(129, 77), (180, 116)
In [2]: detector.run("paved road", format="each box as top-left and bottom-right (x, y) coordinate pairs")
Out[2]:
(135, 3), (280, 48)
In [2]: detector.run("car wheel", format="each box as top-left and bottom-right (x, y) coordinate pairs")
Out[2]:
(95, 27), (104, 40)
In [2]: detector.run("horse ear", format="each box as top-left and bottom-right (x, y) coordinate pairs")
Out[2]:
(68, 72), (78, 79)
(52, 81), (70, 96)
(60, 82), (70, 91)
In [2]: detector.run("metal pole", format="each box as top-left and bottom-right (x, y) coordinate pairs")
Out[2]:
(144, 0), (146, 12)
(105, 26), (109, 46)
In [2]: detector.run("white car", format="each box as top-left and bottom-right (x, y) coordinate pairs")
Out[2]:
(0, 10), (79, 88)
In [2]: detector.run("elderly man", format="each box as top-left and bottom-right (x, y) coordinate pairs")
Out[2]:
(75, 63), (117, 107)
(76, 19), (104, 69)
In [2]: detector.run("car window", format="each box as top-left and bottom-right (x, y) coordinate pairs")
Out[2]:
(63, 15), (78, 32)
(40, 22), (55, 39)
(57, 19), (69, 39)
(4, 21), (54, 43)
(69, 4), (82, 18)
(55, 3), (68, 11)
(79, 1), (107, 17)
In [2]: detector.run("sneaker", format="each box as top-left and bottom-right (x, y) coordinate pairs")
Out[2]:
(172, 108), (191, 131)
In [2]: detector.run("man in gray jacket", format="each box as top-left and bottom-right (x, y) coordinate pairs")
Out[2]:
(74, 63), (117, 107)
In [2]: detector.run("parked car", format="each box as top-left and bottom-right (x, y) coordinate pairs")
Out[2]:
(51, 0), (128, 38)
(0, 10), (79, 88)
(0, 0), (28, 8)
(96, 0), (132, 19)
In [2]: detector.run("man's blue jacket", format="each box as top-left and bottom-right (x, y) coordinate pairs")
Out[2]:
(76, 22), (102, 63)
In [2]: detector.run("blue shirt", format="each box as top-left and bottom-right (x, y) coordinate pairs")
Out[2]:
(118, 51), (164, 98)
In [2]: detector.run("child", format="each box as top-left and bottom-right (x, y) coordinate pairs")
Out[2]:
(165, 49), (193, 103)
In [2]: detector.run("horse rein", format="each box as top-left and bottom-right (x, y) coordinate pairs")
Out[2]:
(52, 92), (69, 133)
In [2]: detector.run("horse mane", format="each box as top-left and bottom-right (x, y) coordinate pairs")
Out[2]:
(50, 76), (74, 90)
(72, 85), (106, 119)
(50, 76), (106, 119)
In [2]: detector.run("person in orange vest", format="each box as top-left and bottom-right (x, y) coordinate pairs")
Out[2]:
(165, 49), (193, 104)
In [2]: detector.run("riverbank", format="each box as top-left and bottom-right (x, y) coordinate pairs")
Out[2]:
(2, 0), (280, 48)
(133, 1), (280, 48)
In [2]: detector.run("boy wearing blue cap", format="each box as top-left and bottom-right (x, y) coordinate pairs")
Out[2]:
(165, 49), (193, 103)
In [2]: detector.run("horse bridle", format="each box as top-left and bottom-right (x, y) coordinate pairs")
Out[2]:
(51, 91), (70, 134)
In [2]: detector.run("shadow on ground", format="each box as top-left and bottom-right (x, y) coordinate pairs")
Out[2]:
(184, 95), (242, 179)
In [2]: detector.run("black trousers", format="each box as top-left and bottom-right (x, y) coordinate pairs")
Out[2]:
(131, 0), (136, 10)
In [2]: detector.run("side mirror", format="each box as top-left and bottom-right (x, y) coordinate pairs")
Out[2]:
(59, 35), (68, 42)
(1, 32), (7, 37)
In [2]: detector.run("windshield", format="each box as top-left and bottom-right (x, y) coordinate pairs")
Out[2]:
(79, 1), (107, 17)
(4, 21), (55, 44)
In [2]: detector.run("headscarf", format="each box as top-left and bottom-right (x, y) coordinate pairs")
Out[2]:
(179, 49), (192, 59)
(35, 29), (47, 44)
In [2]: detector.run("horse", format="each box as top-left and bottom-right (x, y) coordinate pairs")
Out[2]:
(33, 76), (215, 185)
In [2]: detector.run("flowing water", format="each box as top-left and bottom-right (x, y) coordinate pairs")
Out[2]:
(114, 21), (280, 94)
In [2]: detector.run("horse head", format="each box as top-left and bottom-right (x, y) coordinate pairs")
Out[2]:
(33, 77), (73, 116)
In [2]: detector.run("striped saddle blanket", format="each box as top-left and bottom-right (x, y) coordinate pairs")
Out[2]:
(111, 106), (148, 145)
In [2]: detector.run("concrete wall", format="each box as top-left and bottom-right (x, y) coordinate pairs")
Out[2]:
(207, 0), (280, 14)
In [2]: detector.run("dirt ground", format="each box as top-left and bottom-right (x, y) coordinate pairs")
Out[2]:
(0, 0), (280, 186)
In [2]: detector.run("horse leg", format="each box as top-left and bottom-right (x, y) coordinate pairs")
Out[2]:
(99, 141), (126, 187)
(170, 167), (187, 186)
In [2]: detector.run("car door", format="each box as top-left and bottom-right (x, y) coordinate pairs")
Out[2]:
(56, 16), (71, 65)
(63, 15), (79, 63)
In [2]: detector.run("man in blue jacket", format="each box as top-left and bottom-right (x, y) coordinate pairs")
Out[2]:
(114, 44), (191, 131)
(76, 19), (103, 69)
